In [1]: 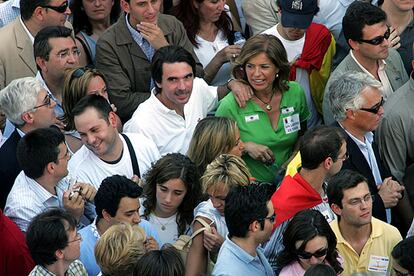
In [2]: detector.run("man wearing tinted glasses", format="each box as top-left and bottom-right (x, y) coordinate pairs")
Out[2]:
(328, 71), (407, 226)
(322, 1), (408, 125)
(0, 0), (71, 89)
(213, 184), (276, 276)
(328, 170), (402, 276)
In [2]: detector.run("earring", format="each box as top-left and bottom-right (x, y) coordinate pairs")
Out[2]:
(275, 73), (279, 78)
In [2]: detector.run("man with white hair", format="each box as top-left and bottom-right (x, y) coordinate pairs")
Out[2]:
(327, 71), (404, 224)
(0, 77), (57, 208)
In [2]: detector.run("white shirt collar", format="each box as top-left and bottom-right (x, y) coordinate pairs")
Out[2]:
(19, 16), (34, 44)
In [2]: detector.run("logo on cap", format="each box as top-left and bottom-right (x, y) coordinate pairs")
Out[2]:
(291, 0), (303, 10)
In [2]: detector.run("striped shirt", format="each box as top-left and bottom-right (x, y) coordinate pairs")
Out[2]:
(4, 171), (67, 232)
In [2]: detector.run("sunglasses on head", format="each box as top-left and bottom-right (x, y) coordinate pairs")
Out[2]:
(41, 1), (69, 13)
(359, 27), (390, 45)
(359, 97), (384, 114)
(297, 248), (328, 259)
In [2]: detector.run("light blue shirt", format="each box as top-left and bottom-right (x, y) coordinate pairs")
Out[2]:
(36, 71), (65, 118)
(79, 219), (161, 276)
(213, 236), (274, 276)
(125, 14), (154, 89)
(0, 0), (20, 28)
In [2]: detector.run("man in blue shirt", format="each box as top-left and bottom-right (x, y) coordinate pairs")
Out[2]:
(79, 174), (160, 276)
(213, 184), (275, 276)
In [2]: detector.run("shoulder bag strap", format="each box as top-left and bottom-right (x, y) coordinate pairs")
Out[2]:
(183, 217), (214, 247)
(121, 133), (140, 178)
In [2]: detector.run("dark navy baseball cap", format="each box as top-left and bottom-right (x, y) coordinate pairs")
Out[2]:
(279, 0), (319, 29)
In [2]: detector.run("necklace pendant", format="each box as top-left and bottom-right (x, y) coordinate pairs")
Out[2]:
(161, 225), (166, 231)
(266, 104), (272, 111)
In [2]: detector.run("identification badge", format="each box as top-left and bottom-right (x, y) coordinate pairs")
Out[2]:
(367, 255), (389, 273)
(282, 107), (294, 114)
(245, 114), (259, 123)
(283, 113), (300, 134)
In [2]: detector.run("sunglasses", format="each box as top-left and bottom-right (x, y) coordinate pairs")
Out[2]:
(359, 27), (390, 45)
(297, 248), (328, 259)
(359, 97), (384, 114)
(41, 1), (69, 13)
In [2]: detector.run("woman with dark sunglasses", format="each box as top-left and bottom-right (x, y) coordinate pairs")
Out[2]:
(277, 209), (343, 275)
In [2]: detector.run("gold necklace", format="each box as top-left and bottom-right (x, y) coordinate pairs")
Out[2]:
(254, 91), (275, 111)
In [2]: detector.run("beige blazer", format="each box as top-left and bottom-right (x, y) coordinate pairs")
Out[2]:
(0, 17), (36, 89)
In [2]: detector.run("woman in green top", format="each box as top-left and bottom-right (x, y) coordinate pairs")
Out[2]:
(216, 34), (310, 183)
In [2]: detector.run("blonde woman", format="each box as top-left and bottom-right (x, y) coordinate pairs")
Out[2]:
(187, 117), (245, 177)
(185, 154), (251, 276)
(95, 223), (147, 276)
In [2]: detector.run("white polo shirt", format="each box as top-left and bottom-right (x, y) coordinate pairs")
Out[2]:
(124, 77), (218, 155)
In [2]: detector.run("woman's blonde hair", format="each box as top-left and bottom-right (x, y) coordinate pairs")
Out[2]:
(187, 117), (239, 176)
(201, 154), (251, 194)
(95, 224), (146, 276)
(62, 67), (107, 130)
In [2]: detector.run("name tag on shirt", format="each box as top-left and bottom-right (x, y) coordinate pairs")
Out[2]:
(282, 107), (294, 114)
(283, 113), (300, 134)
(367, 255), (389, 273)
(245, 114), (259, 123)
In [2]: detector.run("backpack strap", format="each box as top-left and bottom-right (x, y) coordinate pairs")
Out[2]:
(121, 133), (140, 178)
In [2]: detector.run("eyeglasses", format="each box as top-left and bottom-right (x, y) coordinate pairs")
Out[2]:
(32, 94), (53, 110)
(41, 1), (69, 13)
(258, 213), (276, 223)
(359, 97), (384, 114)
(68, 233), (82, 243)
(56, 48), (81, 60)
(297, 248), (328, 259)
(57, 148), (71, 160)
(348, 194), (374, 206)
(393, 268), (412, 276)
(359, 27), (390, 45)
(337, 152), (349, 161)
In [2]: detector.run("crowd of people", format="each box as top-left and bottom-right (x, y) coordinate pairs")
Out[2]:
(0, 0), (413, 275)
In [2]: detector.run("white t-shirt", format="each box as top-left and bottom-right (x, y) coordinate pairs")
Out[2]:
(194, 199), (228, 238)
(68, 133), (161, 189)
(124, 77), (218, 156)
(194, 30), (231, 86)
(139, 198), (191, 247)
(263, 24), (321, 127)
